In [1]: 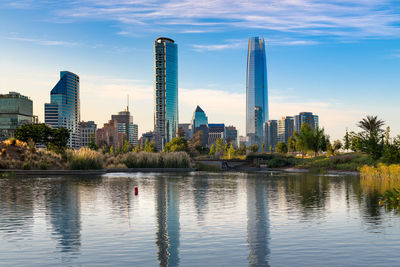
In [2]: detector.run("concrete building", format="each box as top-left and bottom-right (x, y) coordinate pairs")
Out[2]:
(0, 92), (33, 140)
(139, 131), (163, 151)
(264, 120), (278, 152)
(178, 123), (192, 140)
(96, 119), (126, 149)
(225, 126), (238, 147)
(208, 123), (225, 147)
(277, 116), (294, 144)
(79, 121), (96, 148)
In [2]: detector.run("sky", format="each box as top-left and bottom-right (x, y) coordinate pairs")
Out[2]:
(0, 0), (399, 140)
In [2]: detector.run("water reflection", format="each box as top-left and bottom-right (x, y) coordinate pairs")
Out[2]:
(44, 181), (81, 254)
(247, 176), (270, 267)
(155, 177), (180, 267)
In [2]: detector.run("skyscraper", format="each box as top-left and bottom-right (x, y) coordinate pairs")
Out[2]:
(154, 37), (178, 147)
(44, 71), (80, 148)
(264, 120), (278, 152)
(294, 112), (319, 132)
(278, 116), (294, 144)
(246, 37), (268, 146)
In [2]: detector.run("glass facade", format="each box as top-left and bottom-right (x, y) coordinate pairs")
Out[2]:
(191, 105), (208, 130)
(278, 116), (294, 144)
(154, 37), (178, 147)
(294, 112), (318, 132)
(44, 71), (80, 148)
(264, 120), (278, 152)
(246, 37), (268, 146)
(0, 92), (33, 140)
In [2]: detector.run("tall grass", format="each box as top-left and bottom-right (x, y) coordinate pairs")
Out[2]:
(123, 151), (191, 168)
(360, 164), (400, 193)
(67, 148), (104, 170)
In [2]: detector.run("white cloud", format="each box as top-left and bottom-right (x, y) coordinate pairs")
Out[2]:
(6, 37), (79, 47)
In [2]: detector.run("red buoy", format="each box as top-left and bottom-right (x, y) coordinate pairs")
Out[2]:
(134, 187), (138, 195)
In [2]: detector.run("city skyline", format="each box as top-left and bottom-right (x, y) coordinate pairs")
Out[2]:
(1, 1), (400, 140)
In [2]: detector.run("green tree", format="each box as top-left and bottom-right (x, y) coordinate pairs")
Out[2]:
(237, 143), (247, 155)
(343, 129), (350, 151)
(276, 142), (288, 154)
(329, 139), (342, 155)
(288, 136), (296, 153)
(249, 144), (259, 153)
(356, 115), (385, 160)
(209, 144), (216, 156)
(88, 133), (98, 150)
(15, 123), (54, 145)
(144, 140), (157, 152)
(164, 137), (188, 152)
(109, 145), (114, 154)
(122, 140), (130, 153)
(227, 143), (236, 159)
(224, 143), (229, 154)
(216, 138), (224, 154)
(382, 136), (400, 164)
(47, 127), (70, 153)
(188, 131), (206, 155)
(262, 142), (265, 152)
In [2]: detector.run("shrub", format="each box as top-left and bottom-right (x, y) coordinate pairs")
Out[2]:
(40, 161), (48, 170)
(22, 162), (31, 170)
(67, 148), (103, 170)
(123, 151), (191, 168)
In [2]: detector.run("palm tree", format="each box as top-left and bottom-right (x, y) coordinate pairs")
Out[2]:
(357, 115), (385, 138)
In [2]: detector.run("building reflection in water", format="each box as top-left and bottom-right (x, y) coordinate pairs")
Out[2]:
(45, 181), (81, 254)
(155, 177), (180, 266)
(192, 176), (209, 223)
(247, 176), (270, 267)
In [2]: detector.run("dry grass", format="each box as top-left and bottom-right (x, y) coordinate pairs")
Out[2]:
(360, 164), (400, 193)
(67, 147), (104, 170)
(124, 151), (191, 168)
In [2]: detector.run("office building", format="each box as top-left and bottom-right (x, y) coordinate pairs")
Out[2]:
(79, 121), (96, 147)
(44, 71), (80, 148)
(178, 123), (192, 140)
(264, 120), (278, 152)
(154, 37), (178, 147)
(0, 92), (33, 140)
(96, 119), (126, 149)
(208, 123), (225, 147)
(111, 108), (138, 147)
(225, 126), (238, 147)
(294, 112), (319, 132)
(191, 105), (208, 146)
(278, 116), (294, 144)
(246, 37), (268, 146)
(139, 131), (163, 150)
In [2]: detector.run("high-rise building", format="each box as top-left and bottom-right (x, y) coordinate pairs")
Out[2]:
(225, 126), (238, 147)
(154, 37), (178, 147)
(96, 119), (125, 149)
(246, 37), (268, 146)
(79, 121), (96, 148)
(294, 112), (318, 132)
(178, 123), (192, 140)
(0, 92), (33, 140)
(264, 120), (278, 152)
(44, 71), (80, 148)
(278, 116), (294, 144)
(208, 123), (225, 147)
(111, 109), (138, 147)
(191, 105), (208, 146)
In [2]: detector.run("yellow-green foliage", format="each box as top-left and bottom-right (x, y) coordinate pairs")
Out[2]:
(297, 153), (374, 171)
(124, 151), (191, 168)
(360, 164), (400, 193)
(67, 148), (104, 170)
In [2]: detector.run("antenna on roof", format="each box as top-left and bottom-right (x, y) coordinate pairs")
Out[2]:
(127, 94), (129, 112)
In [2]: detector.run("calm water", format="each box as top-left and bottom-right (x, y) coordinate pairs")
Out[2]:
(0, 172), (399, 266)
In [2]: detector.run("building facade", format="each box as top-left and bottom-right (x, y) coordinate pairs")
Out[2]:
(278, 116), (294, 144)
(225, 126), (238, 147)
(294, 112), (319, 132)
(208, 123), (225, 147)
(264, 120), (278, 152)
(191, 105), (208, 146)
(96, 119), (126, 149)
(246, 37), (268, 146)
(111, 109), (138, 147)
(0, 92), (33, 140)
(178, 123), (192, 140)
(79, 121), (96, 148)
(154, 37), (178, 147)
(44, 71), (80, 148)
(139, 131), (163, 150)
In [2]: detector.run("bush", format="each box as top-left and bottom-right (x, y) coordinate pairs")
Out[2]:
(39, 161), (48, 170)
(67, 148), (103, 170)
(22, 162), (31, 170)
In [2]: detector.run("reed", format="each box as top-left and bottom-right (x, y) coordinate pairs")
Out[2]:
(124, 151), (191, 168)
(360, 164), (400, 193)
(67, 147), (104, 170)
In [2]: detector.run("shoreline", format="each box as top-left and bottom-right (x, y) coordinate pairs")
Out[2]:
(0, 167), (359, 176)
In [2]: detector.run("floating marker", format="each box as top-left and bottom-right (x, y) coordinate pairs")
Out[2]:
(134, 187), (138, 195)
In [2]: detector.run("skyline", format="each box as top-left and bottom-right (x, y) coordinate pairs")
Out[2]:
(1, 1), (400, 140)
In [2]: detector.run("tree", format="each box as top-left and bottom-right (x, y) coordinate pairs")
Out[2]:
(164, 137), (188, 152)
(15, 123), (55, 146)
(288, 136), (296, 153)
(188, 131), (206, 155)
(109, 145), (114, 154)
(382, 136), (400, 164)
(356, 115), (385, 160)
(343, 129), (350, 151)
(47, 128), (70, 153)
(224, 143), (229, 154)
(227, 144), (236, 159)
(276, 142), (288, 154)
(237, 143), (247, 155)
(144, 140), (157, 152)
(88, 133), (98, 150)
(329, 140), (342, 155)
(209, 144), (216, 156)
(262, 142), (265, 152)
(216, 138), (224, 154)
(249, 144), (259, 153)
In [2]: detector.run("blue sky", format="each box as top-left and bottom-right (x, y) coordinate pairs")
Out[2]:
(0, 0), (399, 140)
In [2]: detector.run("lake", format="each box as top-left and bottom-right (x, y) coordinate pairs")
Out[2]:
(1, 172), (399, 266)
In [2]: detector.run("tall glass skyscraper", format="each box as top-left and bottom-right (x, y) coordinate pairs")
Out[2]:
(154, 37), (178, 147)
(246, 37), (268, 146)
(45, 71), (80, 148)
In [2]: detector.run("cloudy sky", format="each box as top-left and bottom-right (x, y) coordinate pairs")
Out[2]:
(1, 0), (399, 140)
